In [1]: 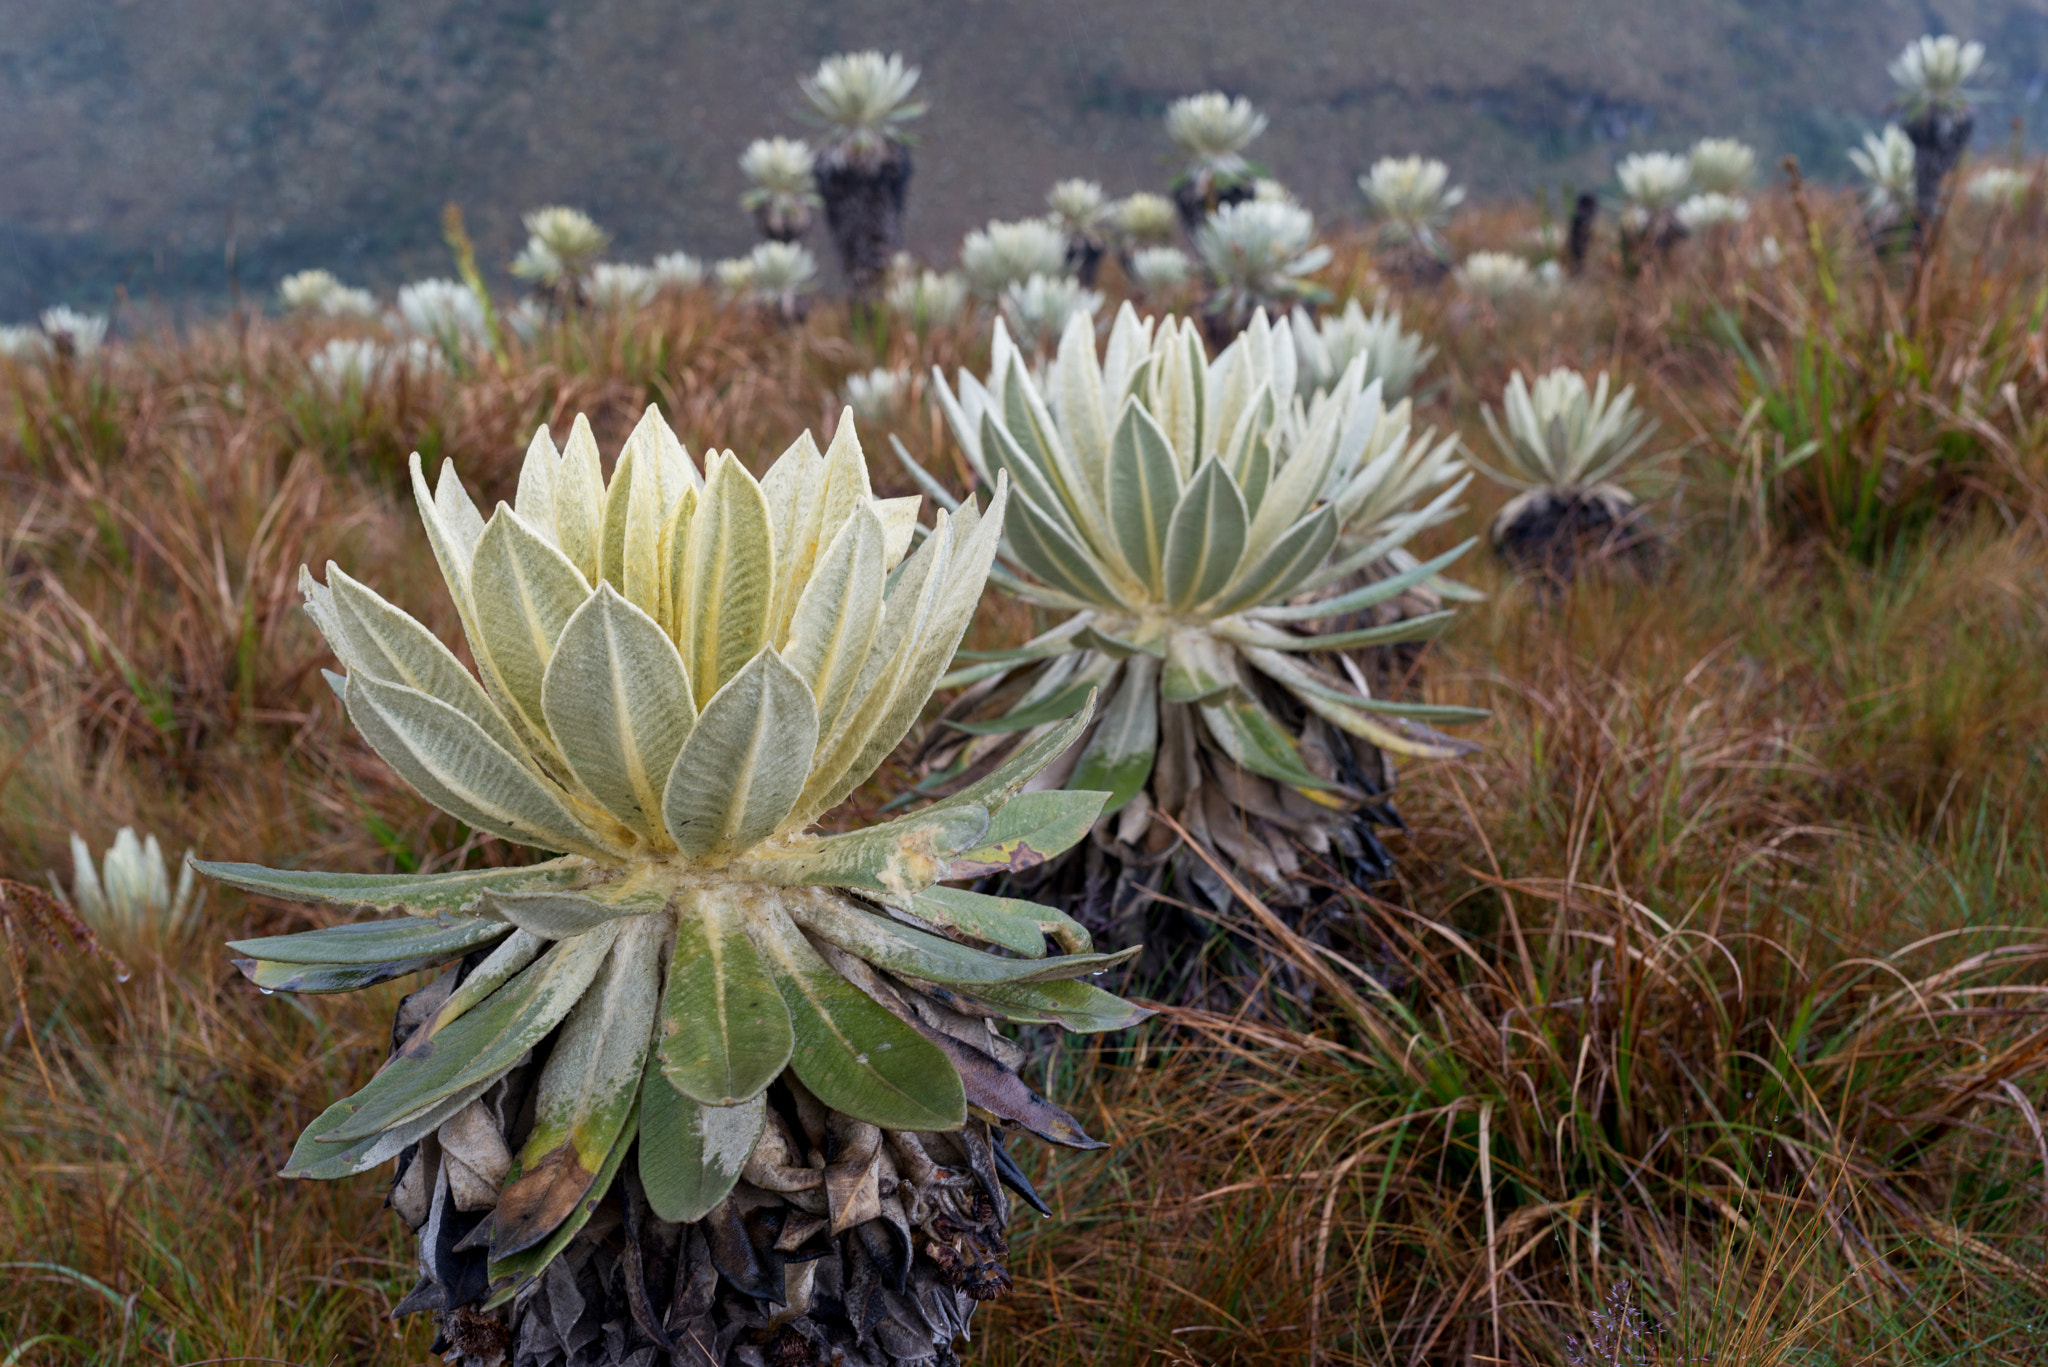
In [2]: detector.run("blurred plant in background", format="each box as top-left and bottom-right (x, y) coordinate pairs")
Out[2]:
(801, 50), (925, 292)
(738, 135), (821, 243)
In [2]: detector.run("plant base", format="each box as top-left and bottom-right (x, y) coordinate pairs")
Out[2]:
(1490, 487), (1658, 585)
(379, 975), (1031, 1367)
(819, 151), (912, 296)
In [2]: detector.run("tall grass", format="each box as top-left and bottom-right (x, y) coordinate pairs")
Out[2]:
(2, 183), (2046, 1363)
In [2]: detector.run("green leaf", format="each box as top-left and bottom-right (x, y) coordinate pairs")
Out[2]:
(944, 789), (1108, 878)
(1106, 401), (1182, 590)
(474, 885), (667, 939)
(662, 648), (818, 860)
(1199, 698), (1343, 792)
(542, 584), (697, 843)
(1205, 505), (1339, 615)
(236, 953), (460, 994)
(288, 1077), (496, 1181)
(743, 803), (990, 898)
(1068, 653), (1159, 815)
(1160, 628), (1238, 705)
(896, 1012), (1103, 1149)
(637, 1070), (765, 1226)
(1214, 610), (1459, 653)
(491, 917), (661, 1257)
(932, 694), (1098, 815)
(750, 903), (965, 1132)
(950, 654), (1117, 735)
(911, 885), (1091, 957)
(467, 506), (592, 746)
(344, 674), (606, 857)
(1248, 539), (1476, 623)
(973, 977), (1156, 1033)
(1162, 460), (1249, 610)
(227, 914), (512, 965)
(783, 503), (885, 740)
(782, 891), (1136, 988)
(658, 885), (793, 1106)
(483, 1095), (639, 1308)
(1242, 646), (1490, 722)
(1002, 492), (1122, 608)
(192, 858), (585, 917)
(678, 452), (776, 707)
(312, 564), (526, 758)
(297, 922), (621, 1150)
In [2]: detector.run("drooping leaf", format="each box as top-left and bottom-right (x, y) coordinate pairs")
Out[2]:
(944, 789), (1109, 878)
(301, 922), (622, 1149)
(344, 674), (607, 857)
(1198, 698), (1344, 792)
(474, 882), (669, 939)
(971, 977), (1157, 1033)
(1160, 628), (1239, 705)
(289, 1076), (497, 1181)
(658, 884), (793, 1106)
(1067, 653), (1159, 815)
(490, 917), (661, 1257)
(897, 1013), (1103, 1149)
(782, 891), (1136, 988)
(749, 903), (965, 1132)
(910, 885), (1091, 958)
(1214, 610), (1459, 653)
(482, 1095), (640, 1308)
(236, 953), (463, 995)
(1248, 538), (1475, 623)
(662, 648), (818, 861)
(637, 1069), (766, 1225)
(192, 858), (585, 917)
(226, 914), (512, 965)
(541, 584), (697, 843)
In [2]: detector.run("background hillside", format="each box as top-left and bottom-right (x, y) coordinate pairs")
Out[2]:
(4, 0), (2044, 315)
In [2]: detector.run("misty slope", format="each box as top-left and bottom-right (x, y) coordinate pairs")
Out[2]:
(4, 0), (2043, 313)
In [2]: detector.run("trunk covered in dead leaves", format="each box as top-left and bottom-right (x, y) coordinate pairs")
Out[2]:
(381, 972), (1050, 1367)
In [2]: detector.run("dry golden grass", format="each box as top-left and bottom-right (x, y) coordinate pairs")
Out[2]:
(3, 183), (2047, 1364)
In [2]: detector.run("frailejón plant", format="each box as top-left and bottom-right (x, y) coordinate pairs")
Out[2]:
(801, 52), (925, 291)
(739, 136), (822, 243)
(198, 407), (1146, 1361)
(1358, 156), (1465, 262)
(1478, 367), (1662, 577)
(1164, 92), (1266, 227)
(1193, 200), (1330, 339)
(55, 827), (202, 951)
(908, 307), (1477, 967)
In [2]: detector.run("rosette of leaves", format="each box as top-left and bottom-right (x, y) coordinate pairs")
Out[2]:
(1164, 92), (1267, 230)
(905, 306), (1478, 986)
(1478, 367), (1662, 580)
(800, 52), (927, 293)
(1046, 179), (1112, 284)
(510, 207), (609, 309)
(196, 407), (1147, 1364)
(1889, 35), (1985, 231)
(1192, 201), (1331, 343)
(1358, 156), (1465, 280)
(739, 137), (823, 244)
